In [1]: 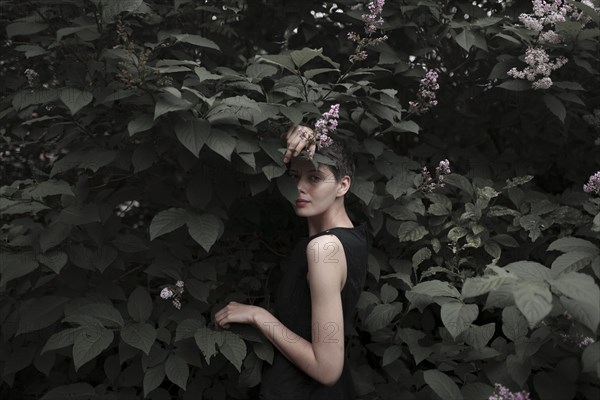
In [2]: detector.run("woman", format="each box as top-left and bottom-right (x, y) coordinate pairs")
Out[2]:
(214, 125), (369, 399)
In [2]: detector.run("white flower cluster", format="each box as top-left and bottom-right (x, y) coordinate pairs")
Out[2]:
(159, 280), (185, 309)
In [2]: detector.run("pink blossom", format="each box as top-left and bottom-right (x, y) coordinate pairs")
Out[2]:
(420, 159), (451, 193)
(489, 383), (531, 400)
(347, 0), (387, 62)
(409, 69), (439, 115)
(160, 288), (174, 299)
(584, 171), (600, 194)
(310, 104), (339, 155)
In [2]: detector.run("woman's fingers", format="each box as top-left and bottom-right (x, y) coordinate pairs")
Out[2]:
(283, 126), (315, 163)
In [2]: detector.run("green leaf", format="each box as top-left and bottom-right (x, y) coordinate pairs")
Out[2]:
(258, 54), (297, 73)
(17, 296), (69, 335)
(461, 323), (495, 349)
(397, 221), (428, 242)
(186, 213), (223, 253)
(127, 286), (153, 323)
(175, 319), (205, 342)
(548, 237), (599, 254)
(543, 94), (566, 123)
(455, 29), (477, 52)
(92, 246), (118, 273)
(78, 150), (116, 173)
(410, 280), (462, 298)
(175, 119), (210, 157)
(262, 164), (287, 181)
(350, 178), (374, 205)
(0, 252), (39, 286)
(290, 48), (321, 68)
(128, 114), (155, 136)
(165, 354), (189, 390)
(195, 327), (222, 364)
(364, 303), (402, 332)
(423, 369), (464, 400)
(551, 251), (595, 276)
(72, 326), (114, 371)
(507, 354), (531, 388)
(149, 208), (188, 240)
(12, 89), (60, 110)
(6, 22), (48, 38)
(154, 93), (192, 120)
(143, 364), (165, 397)
(68, 303), (124, 328)
(303, 68), (339, 79)
(246, 63), (278, 79)
(582, 342), (600, 373)
(382, 345), (403, 366)
(101, 0), (144, 23)
(132, 143), (157, 173)
(443, 174), (474, 197)
(60, 88), (93, 115)
(560, 296), (599, 333)
(24, 180), (74, 200)
(497, 80), (531, 91)
(218, 331), (247, 372)
(550, 272), (600, 307)
(40, 383), (96, 400)
(186, 278), (210, 302)
(502, 306), (529, 341)
(41, 327), (84, 354)
(121, 323), (156, 355)
(380, 283), (398, 303)
(462, 270), (514, 298)
(513, 282), (552, 328)
(504, 261), (552, 282)
(172, 34), (220, 50)
(206, 128), (237, 161)
(280, 106), (303, 125)
(441, 301), (479, 339)
(460, 383), (494, 400)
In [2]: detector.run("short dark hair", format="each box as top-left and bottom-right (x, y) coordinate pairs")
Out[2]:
(317, 138), (355, 183)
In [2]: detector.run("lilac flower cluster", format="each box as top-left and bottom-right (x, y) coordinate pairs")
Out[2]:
(510, 0), (599, 89)
(559, 332), (596, 348)
(347, 0), (388, 62)
(489, 384), (531, 400)
(583, 171), (600, 194)
(420, 159), (451, 193)
(160, 280), (185, 309)
(409, 70), (440, 115)
(24, 68), (38, 87)
(312, 104), (338, 150)
(507, 47), (567, 89)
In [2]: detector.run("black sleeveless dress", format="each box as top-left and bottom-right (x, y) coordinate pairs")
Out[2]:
(259, 223), (369, 400)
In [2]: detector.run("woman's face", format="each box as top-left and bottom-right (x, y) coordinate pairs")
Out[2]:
(288, 159), (347, 217)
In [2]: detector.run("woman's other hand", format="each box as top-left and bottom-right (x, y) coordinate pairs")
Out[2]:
(214, 301), (264, 329)
(283, 125), (317, 164)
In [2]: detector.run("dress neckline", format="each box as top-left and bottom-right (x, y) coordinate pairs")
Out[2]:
(304, 223), (365, 241)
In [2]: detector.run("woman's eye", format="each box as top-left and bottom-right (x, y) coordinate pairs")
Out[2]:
(310, 176), (321, 182)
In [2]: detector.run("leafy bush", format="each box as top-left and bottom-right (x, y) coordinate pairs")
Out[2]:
(1, 0), (598, 399)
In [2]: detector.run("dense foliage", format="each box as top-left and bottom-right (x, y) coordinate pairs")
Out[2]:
(1, 0), (599, 399)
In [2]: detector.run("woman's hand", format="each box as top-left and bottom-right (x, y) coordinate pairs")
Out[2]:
(214, 301), (264, 329)
(283, 125), (317, 164)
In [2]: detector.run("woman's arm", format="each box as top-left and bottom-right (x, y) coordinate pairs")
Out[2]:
(214, 234), (347, 386)
(257, 234), (346, 385)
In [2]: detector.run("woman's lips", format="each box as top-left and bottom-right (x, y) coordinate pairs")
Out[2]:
(295, 200), (310, 207)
